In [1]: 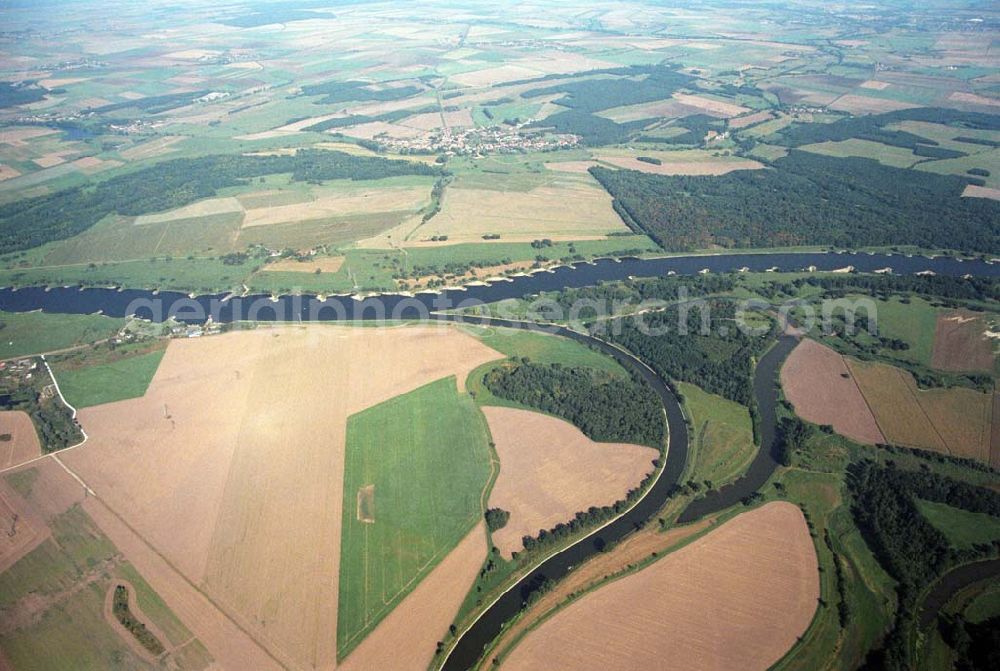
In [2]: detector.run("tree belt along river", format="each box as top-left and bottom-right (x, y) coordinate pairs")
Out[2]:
(0, 250), (996, 669)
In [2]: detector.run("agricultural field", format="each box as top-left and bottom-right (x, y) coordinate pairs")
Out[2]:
(338, 376), (492, 657)
(780, 339), (885, 445)
(57, 325), (503, 669)
(0, 0), (999, 669)
(500, 502), (818, 671)
(677, 381), (758, 487)
(0, 459), (214, 670)
(482, 406), (657, 558)
(49, 341), (167, 409)
(846, 358), (993, 463)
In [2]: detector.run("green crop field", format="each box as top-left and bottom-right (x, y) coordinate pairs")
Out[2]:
(678, 381), (756, 487)
(337, 376), (492, 659)
(51, 345), (166, 408)
(0, 311), (126, 359)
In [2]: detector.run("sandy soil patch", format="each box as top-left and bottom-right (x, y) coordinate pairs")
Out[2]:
(847, 359), (992, 461)
(515, 53), (618, 76)
(241, 186), (428, 228)
(0, 127), (58, 146)
(544, 160), (596, 174)
(502, 501), (818, 671)
(134, 196), (244, 226)
(729, 110), (775, 129)
(0, 479), (50, 573)
(412, 180), (627, 244)
(931, 310), (996, 372)
(482, 407), (657, 558)
(0, 411), (41, 470)
(780, 340), (885, 445)
(38, 77), (84, 89)
(336, 120), (425, 140)
(962, 184), (1000, 201)
(829, 94), (921, 114)
(263, 256), (346, 273)
(596, 154), (764, 176)
(598, 98), (707, 123)
(859, 80), (891, 90)
(450, 65), (547, 87)
(32, 151), (73, 168)
(340, 523), (486, 670)
(163, 49), (220, 60)
(399, 109), (473, 131)
(0, 165), (20, 182)
(672, 93), (750, 118)
(64, 325), (502, 669)
(119, 136), (184, 161)
(950, 92), (1000, 108)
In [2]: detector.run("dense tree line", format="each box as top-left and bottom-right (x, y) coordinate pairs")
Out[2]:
(590, 151), (1000, 253)
(522, 65), (693, 114)
(112, 585), (165, 655)
(299, 79), (423, 105)
(482, 361), (665, 447)
(848, 460), (1000, 670)
(522, 65), (696, 145)
(787, 274), (1000, 303)
(598, 299), (771, 405)
(528, 109), (646, 145)
(0, 82), (51, 108)
(0, 150), (439, 253)
(776, 416), (814, 466)
(939, 614), (1000, 671)
(304, 107), (434, 132)
(485, 508), (510, 532)
(90, 90), (210, 114)
(776, 107), (1000, 148)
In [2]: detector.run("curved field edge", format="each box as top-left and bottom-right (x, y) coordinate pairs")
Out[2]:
(496, 501), (819, 671)
(336, 375), (493, 660)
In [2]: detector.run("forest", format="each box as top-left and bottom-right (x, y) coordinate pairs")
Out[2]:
(848, 460), (1000, 670)
(775, 107), (1000, 148)
(598, 299), (771, 405)
(481, 360), (665, 448)
(590, 151), (1000, 253)
(0, 149), (439, 253)
(0, 82), (51, 108)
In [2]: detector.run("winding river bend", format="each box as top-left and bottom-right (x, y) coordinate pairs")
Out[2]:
(1, 250), (995, 669)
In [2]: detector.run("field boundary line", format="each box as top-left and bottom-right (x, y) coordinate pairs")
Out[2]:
(842, 355), (888, 445)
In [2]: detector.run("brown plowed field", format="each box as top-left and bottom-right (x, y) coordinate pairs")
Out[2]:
(0, 411), (41, 470)
(847, 359), (992, 462)
(930, 310), (996, 372)
(780, 339), (885, 445)
(483, 407), (658, 559)
(64, 325), (503, 669)
(501, 502), (818, 671)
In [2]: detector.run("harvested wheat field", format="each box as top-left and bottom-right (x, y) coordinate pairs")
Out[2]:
(483, 407), (658, 558)
(729, 110), (776, 129)
(0, 478), (49, 573)
(846, 359), (992, 461)
(241, 187), (429, 228)
(828, 94), (920, 114)
(931, 310), (996, 372)
(501, 502), (818, 671)
(780, 340), (885, 445)
(133, 196), (244, 226)
(62, 325), (504, 670)
(0, 411), (41, 470)
(671, 93), (750, 118)
(412, 180), (628, 244)
(962, 184), (1000, 201)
